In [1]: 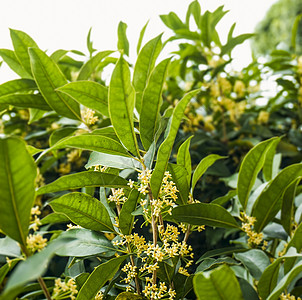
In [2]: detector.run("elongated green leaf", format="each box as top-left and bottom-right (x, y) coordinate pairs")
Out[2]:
(0, 137), (37, 246)
(172, 203), (239, 229)
(262, 138), (281, 181)
(37, 171), (129, 195)
(196, 257), (239, 272)
(28, 47), (81, 120)
(28, 108), (47, 124)
(168, 163), (189, 205)
(137, 20), (149, 54)
(0, 236), (20, 258)
(91, 127), (119, 141)
(118, 21), (129, 56)
(133, 34), (163, 113)
(55, 228), (115, 257)
(57, 81), (109, 116)
(267, 260), (302, 300)
(50, 49), (68, 62)
(0, 259), (20, 288)
(0, 79), (36, 97)
(40, 212), (70, 225)
(292, 14), (302, 51)
(0, 94), (51, 110)
(50, 192), (114, 232)
(221, 33), (254, 56)
(49, 127), (78, 147)
(116, 292), (143, 300)
(191, 154), (226, 193)
(284, 223), (302, 274)
(234, 249), (270, 280)
(160, 12), (188, 31)
(194, 265), (244, 300)
(238, 137), (280, 210)
(36, 134), (132, 164)
(77, 50), (113, 81)
(119, 189), (140, 235)
(85, 152), (141, 170)
(1, 237), (74, 300)
(10, 29), (38, 75)
(281, 177), (301, 235)
(177, 136), (193, 185)
(252, 164), (302, 232)
(109, 55), (139, 157)
(186, 0), (201, 26)
(150, 90), (199, 199)
(140, 58), (170, 150)
(196, 247), (247, 263)
(212, 189), (237, 205)
(0, 49), (31, 78)
(77, 255), (127, 300)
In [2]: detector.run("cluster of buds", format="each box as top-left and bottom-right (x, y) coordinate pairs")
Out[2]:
(52, 278), (78, 300)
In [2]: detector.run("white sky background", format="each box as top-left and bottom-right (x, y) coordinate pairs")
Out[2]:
(0, 0), (278, 83)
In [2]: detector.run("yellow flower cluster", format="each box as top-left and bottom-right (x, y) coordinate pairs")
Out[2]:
(82, 108), (99, 125)
(122, 262), (138, 284)
(138, 169), (152, 195)
(108, 188), (127, 205)
(57, 162), (71, 175)
(26, 233), (47, 254)
(258, 111), (270, 124)
(280, 293), (301, 300)
(52, 278), (78, 300)
(142, 282), (176, 300)
(95, 291), (104, 300)
(240, 213), (266, 247)
(94, 165), (108, 172)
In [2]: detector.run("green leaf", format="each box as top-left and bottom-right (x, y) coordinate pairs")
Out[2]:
(267, 260), (302, 300)
(221, 33), (254, 56)
(1, 237), (74, 300)
(37, 171), (129, 195)
(28, 47), (81, 120)
(118, 21), (129, 56)
(57, 81), (109, 117)
(281, 177), (301, 235)
(0, 259), (20, 287)
(50, 192), (115, 232)
(109, 55), (139, 157)
(77, 50), (113, 81)
(196, 257), (239, 272)
(172, 203), (239, 229)
(291, 14), (302, 52)
(194, 265), (244, 300)
(252, 163), (302, 232)
(177, 136), (193, 185)
(284, 223), (302, 274)
(262, 137), (281, 181)
(0, 136), (37, 246)
(160, 12), (188, 31)
(238, 137), (280, 210)
(77, 255), (127, 300)
(40, 212), (70, 225)
(116, 292), (143, 300)
(137, 20), (149, 54)
(119, 189), (140, 235)
(186, 0), (201, 26)
(28, 108), (47, 124)
(37, 134), (132, 164)
(212, 190), (237, 205)
(234, 249), (270, 280)
(0, 79), (36, 97)
(0, 236), (21, 258)
(0, 94), (51, 110)
(133, 34), (163, 113)
(168, 163), (189, 205)
(140, 58), (170, 150)
(49, 127), (78, 147)
(87, 27), (96, 57)
(9, 29), (38, 75)
(150, 90), (199, 199)
(85, 152), (141, 170)
(55, 228), (116, 257)
(191, 154), (226, 193)
(0, 49), (31, 78)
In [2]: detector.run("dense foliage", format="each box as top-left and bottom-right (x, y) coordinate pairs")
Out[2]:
(252, 0), (302, 56)
(0, 1), (302, 299)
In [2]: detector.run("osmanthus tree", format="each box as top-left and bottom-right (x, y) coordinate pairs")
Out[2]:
(0, 1), (302, 300)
